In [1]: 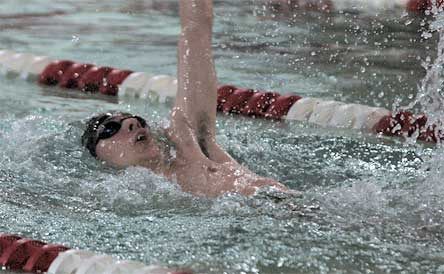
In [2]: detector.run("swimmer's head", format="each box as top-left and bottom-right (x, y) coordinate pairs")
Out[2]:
(82, 112), (169, 170)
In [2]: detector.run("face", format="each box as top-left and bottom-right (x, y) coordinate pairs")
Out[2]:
(95, 116), (166, 170)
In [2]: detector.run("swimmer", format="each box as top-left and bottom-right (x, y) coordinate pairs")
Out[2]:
(82, 0), (289, 197)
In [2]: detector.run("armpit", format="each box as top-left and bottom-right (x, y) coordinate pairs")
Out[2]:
(197, 112), (212, 158)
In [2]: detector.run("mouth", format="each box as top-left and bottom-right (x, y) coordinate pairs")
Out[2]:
(134, 129), (150, 144)
(136, 133), (147, 142)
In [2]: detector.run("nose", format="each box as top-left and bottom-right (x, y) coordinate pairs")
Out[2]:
(124, 118), (143, 132)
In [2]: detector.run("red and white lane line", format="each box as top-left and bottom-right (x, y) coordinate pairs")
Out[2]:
(268, 0), (407, 12)
(264, 0), (442, 13)
(0, 49), (442, 143)
(216, 85), (441, 142)
(0, 234), (191, 274)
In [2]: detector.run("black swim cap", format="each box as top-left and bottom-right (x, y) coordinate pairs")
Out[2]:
(81, 112), (132, 157)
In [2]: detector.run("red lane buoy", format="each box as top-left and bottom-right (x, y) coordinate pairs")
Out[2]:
(217, 85), (237, 110)
(222, 88), (255, 114)
(59, 63), (94, 89)
(241, 91), (280, 116)
(23, 244), (69, 272)
(0, 234), (22, 256)
(99, 69), (133, 96)
(39, 60), (75, 85)
(78, 66), (113, 93)
(265, 94), (302, 119)
(0, 239), (46, 270)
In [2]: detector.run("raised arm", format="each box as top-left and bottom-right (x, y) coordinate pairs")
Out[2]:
(175, 0), (219, 158)
(169, 1), (291, 197)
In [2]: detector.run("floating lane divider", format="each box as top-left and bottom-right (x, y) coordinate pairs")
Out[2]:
(264, 0), (442, 14)
(0, 49), (442, 143)
(0, 234), (192, 274)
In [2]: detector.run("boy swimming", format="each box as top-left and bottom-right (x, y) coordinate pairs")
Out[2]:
(82, 0), (288, 197)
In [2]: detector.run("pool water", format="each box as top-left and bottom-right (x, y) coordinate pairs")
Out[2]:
(1, 0), (444, 273)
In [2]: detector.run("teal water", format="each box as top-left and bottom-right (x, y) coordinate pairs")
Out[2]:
(1, 1), (444, 273)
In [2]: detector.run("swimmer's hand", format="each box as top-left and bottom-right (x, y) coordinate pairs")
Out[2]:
(238, 173), (292, 196)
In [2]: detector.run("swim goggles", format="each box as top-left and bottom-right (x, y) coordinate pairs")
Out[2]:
(94, 113), (148, 142)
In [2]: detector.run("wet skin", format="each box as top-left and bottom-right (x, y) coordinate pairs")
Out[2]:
(94, 0), (291, 197)
(95, 117), (168, 174)
(94, 112), (288, 197)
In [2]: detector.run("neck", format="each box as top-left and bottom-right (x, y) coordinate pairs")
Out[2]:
(138, 128), (179, 178)
(139, 155), (177, 179)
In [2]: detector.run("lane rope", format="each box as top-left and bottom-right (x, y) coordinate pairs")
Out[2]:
(0, 49), (440, 143)
(0, 234), (191, 274)
(263, 0), (441, 13)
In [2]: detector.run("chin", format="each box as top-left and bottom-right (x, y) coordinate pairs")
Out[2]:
(134, 150), (161, 165)
(132, 140), (170, 169)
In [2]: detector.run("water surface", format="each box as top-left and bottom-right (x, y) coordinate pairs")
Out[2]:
(1, 1), (443, 273)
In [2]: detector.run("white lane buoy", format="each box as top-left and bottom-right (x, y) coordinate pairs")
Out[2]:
(75, 255), (116, 274)
(0, 50), (14, 63)
(2, 53), (35, 76)
(139, 265), (180, 274)
(0, 50), (16, 74)
(0, 49), (13, 58)
(285, 97), (323, 121)
(103, 260), (146, 274)
(308, 100), (345, 127)
(329, 103), (362, 129)
(47, 249), (95, 274)
(118, 72), (151, 97)
(357, 106), (391, 131)
(143, 74), (178, 102)
(20, 55), (52, 80)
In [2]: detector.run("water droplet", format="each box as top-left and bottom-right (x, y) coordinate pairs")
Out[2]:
(405, 19), (414, 26)
(71, 35), (79, 43)
(422, 32), (433, 40)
